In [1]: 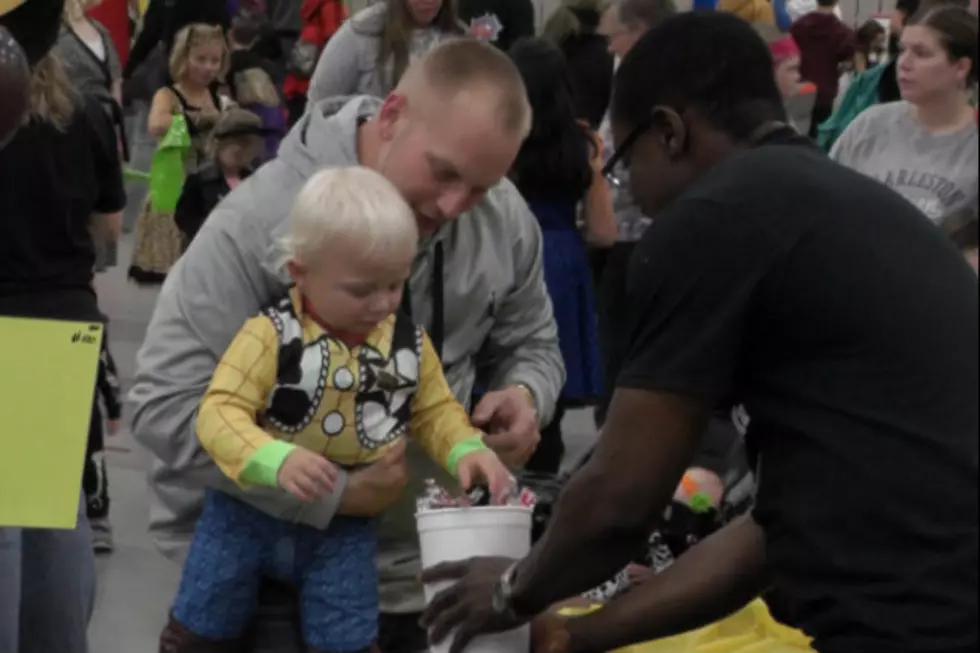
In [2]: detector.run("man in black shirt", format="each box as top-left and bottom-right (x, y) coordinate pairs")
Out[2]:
(418, 12), (979, 653)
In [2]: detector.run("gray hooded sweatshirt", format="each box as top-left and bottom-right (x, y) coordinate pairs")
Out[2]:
(129, 95), (564, 614)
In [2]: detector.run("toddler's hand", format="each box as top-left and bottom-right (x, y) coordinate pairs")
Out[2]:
(106, 419), (121, 436)
(456, 450), (512, 503)
(278, 448), (338, 502)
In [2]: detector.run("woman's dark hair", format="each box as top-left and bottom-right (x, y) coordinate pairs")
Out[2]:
(855, 19), (886, 52)
(612, 11), (786, 139)
(357, 0), (465, 90)
(942, 206), (978, 251)
(908, 4), (979, 87)
(508, 37), (593, 203)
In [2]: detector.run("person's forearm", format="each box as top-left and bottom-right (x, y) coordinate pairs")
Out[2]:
(565, 516), (770, 653)
(510, 461), (666, 614)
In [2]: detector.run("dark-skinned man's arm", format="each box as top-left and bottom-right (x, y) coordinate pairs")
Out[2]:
(510, 388), (713, 613)
(508, 198), (774, 613)
(421, 198), (775, 652)
(563, 515), (770, 653)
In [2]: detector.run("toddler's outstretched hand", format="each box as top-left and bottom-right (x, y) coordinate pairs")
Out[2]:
(457, 450), (512, 504)
(278, 448), (338, 502)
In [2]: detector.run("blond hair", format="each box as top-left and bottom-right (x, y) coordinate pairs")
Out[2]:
(282, 167), (419, 269)
(397, 39), (532, 138)
(169, 23), (229, 84)
(30, 52), (79, 131)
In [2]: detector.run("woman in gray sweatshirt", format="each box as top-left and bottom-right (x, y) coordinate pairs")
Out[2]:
(308, 0), (465, 103)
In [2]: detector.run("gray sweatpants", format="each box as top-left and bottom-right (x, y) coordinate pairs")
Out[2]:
(0, 495), (96, 653)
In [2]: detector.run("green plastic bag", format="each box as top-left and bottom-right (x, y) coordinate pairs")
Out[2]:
(148, 113), (191, 212)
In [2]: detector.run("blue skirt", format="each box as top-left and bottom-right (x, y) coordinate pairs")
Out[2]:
(540, 228), (603, 402)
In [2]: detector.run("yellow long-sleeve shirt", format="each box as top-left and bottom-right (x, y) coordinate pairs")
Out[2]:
(197, 289), (486, 487)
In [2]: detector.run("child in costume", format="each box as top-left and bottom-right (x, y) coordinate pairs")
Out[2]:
(160, 166), (512, 653)
(174, 107), (268, 250)
(129, 23), (231, 285)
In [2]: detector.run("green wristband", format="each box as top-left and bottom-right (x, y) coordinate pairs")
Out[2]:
(446, 436), (490, 477)
(240, 440), (297, 487)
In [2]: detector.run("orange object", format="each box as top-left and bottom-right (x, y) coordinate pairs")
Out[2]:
(88, 0), (130, 66)
(799, 82), (818, 95)
(680, 473), (700, 498)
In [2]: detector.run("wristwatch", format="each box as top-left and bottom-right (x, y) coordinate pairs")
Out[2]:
(491, 562), (535, 621)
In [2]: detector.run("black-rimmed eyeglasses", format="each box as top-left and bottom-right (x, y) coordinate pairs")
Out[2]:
(601, 114), (655, 190)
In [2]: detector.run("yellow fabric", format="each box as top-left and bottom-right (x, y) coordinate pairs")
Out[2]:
(717, 0), (775, 25)
(0, 0), (27, 16)
(559, 599), (814, 653)
(197, 291), (482, 484)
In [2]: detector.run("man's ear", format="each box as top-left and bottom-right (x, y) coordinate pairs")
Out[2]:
(377, 92), (408, 141)
(650, 105), (687, 160)
(954, 57), (973, 88)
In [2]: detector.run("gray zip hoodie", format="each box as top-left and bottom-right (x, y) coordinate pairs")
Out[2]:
(129, 95), (564, 613)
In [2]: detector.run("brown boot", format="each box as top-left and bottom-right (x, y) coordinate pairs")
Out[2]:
(159, 615), (245, 653)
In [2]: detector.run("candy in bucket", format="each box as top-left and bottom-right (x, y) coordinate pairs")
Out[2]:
(415, 477), (538, 513)
(416, 479), (537, 653)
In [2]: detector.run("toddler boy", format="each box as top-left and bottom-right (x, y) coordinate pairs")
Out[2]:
(160, 167), (511, 653)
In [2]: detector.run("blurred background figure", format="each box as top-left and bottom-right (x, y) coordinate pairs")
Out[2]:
(56, 0), (126, 271)
(0, 24), (30, 148)
(1, 0), (63, 148)
(307, 0), (463, 104)
(508, 36), (615, 475)
(542, 0), (613, 129)
(459, 0), (535, 51)
(2, 2), (126, 651)
(790, 0), (855, 137)
(853, 18), (887, 73)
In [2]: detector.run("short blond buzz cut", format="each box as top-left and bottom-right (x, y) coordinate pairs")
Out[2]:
(397, 38), (532, 138)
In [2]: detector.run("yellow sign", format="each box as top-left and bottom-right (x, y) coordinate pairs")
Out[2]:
(0, 317), (104, 529)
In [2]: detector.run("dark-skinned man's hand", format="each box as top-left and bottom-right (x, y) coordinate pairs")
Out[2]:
(338, 439), (409, 517)
(472, 386), (540, 468)
(419, 556), (526, 653)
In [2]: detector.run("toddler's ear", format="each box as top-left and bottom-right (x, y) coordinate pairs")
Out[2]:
(285, 259), (304, 284)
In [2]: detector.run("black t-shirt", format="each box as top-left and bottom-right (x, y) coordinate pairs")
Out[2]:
(620, 142), (978, 653)
(0, 96), (125, 321)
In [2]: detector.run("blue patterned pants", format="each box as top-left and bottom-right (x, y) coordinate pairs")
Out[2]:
(171, 490), (378, 652)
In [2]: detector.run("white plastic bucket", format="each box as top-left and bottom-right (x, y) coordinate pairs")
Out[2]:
(417, 506), (534, 653)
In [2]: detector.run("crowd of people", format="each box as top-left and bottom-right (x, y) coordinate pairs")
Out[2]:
(0, 0), (977, 652)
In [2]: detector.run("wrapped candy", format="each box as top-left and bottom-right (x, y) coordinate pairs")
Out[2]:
(415, 477), (539, 513)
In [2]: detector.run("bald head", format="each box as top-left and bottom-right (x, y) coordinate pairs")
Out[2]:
(396, 39), (532, 138)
